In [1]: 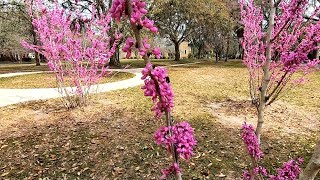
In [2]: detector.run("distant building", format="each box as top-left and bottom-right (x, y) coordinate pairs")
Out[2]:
(179, 41), (191, 58)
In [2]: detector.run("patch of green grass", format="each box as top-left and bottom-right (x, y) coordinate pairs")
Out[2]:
(0, 72), (135, 89)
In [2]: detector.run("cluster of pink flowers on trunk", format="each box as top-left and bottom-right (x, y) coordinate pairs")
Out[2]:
(241, 123), (303, 179)
(141, 63), (174, 117)
(154, 122), (197, 160)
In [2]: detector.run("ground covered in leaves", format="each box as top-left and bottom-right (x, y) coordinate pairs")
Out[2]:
(0, 60), (319, 179)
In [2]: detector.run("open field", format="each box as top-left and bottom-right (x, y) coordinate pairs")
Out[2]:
(0, 59), (198, 74)
(0, 72), (135, 89)
(0, 60), (319, 179)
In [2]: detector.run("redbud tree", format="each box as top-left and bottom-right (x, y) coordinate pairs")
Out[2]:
(240, 0), (320, 143)
(22, 0), (119, 108)
(110, 0), (196, 179)
(240, 0), (320, 178)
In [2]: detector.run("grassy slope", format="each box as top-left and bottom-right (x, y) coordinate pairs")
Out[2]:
(0, 60), (319, 179)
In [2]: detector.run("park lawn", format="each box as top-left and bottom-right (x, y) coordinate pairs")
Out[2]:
(0, 72), (135, 89)
(0, 60), (319, 179)
(119, 58), (199, 68)
(0, 59), (198, 74)
(0, 63), (50, 74)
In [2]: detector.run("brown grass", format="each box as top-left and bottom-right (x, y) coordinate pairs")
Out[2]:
(0, 72), (135, 89)
(0, 60), (319, 179)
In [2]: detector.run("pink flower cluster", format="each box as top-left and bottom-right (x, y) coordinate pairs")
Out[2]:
(109, 0), (125, 22)
(154, 122), (197, 160)
(141, 63), (174, 118)
(110, 0), (160, 59)
(241, 123), (263, 160)
(242, 166), (268, 180)
(269, 158), (303, 180)
(110, 0), (158, 32)
(241, 122), (304, 179)
(160, 163), (181, 179)
(122, 37), (134, 58)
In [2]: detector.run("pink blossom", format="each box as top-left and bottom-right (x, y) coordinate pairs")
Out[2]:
(269, 158), (303, 180)
(160, 163), (181, 179)
(109, 0), (125, 22)
(122, 37), (135, 58)
(141, 63), (174, 117)
(154, 122), (196, 160)
(142, 18), (158, 33)
(152, 47), (162, 59)
(241, 123), (263, 160)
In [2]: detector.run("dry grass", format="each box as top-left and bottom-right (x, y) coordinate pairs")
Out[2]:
(0, 59), (198, 74)
(0, 60), (319, 179)
(0, 72), (135, 89)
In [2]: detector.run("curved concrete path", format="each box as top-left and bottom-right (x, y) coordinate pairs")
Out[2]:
(0, 62), (200, 107)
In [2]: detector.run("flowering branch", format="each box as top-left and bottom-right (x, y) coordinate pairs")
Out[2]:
(109, 0), (196, 179)
(241, 123), (303, 180)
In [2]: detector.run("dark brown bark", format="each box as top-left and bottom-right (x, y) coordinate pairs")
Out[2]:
(109, 46), (120, 67)
(197, 44), (202, 59)
(35, 51), (40, 66)
(174, 42), (180, 61)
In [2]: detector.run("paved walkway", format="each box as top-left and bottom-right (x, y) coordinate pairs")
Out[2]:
(0, 62), (200, 107)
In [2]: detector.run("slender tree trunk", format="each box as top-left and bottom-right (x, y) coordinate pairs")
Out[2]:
(215, 52), (218, 63)
(197, 44), (202, 59)
(300, 140), (320, 179)
(174, 42), (180, 61)
(31, 26), (41, 66)
(256, 0), (275, 144)
(225, 38), (230, 61)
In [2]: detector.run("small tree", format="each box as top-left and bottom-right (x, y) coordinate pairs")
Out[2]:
(240, 0), (320, 143)
(22, 0), (119, 108)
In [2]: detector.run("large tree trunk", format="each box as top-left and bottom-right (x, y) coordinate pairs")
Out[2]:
(174, 42), (180, 61)
(256, 0), (275, 144)
(109, 46), (120, 67)
(35, 51), (40, 66)
(300, 140), (320, 179)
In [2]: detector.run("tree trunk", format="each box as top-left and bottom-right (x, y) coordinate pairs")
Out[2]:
(174, 42), (180, 61)
(225, 38), (230, 62)
(109, 46), (120, 67)
(35, 51), (40, 66)
(197, 44), (202, 59)
(300, 140), (320, 179)
(256, 0), (276, 144)
(215, 52), (218, 63)
(256, 102), (265, 144)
